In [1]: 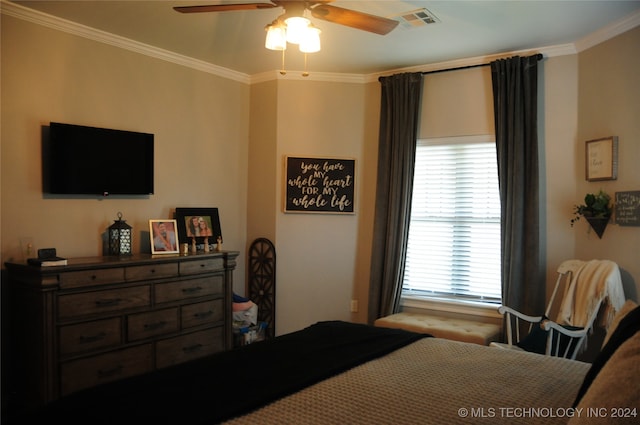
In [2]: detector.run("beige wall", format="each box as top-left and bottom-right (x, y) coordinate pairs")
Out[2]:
(272, 80), (368, 334)
(576, 27), (640, 300)
(2, 11), (638, 339)
(247, 79), (369, 333)
(419, 66), (495, 138)
(1, 15), (250, 289)
(247, 80), (278, 244)
(352, 82), (382, 323)
(541, 54), (581, 298)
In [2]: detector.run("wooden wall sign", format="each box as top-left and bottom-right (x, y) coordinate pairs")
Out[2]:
(284, 156), (355, 214)
(615, 191), (640, 226)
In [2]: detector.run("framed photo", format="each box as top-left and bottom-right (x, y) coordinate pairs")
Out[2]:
(149, 219), (179, 254)
(586, 136), (618, 181)
(175, 208), (222, 245)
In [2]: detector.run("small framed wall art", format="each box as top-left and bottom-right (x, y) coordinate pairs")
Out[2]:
(615, 191), (640, 226)
(175, 208), (223, 245)
(149, 219), (179, 254)
(585, 136), (618, 181)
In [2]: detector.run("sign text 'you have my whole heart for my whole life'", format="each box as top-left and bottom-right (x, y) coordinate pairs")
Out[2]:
(285, 157), (355, 213)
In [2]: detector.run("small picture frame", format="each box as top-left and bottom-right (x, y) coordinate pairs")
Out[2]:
(586, 136), (618, 181)
(149, 219), (179, 254)
(175, 208), (222, 246)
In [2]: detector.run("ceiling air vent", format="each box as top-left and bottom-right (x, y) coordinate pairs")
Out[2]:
(393, 8), (440, 29)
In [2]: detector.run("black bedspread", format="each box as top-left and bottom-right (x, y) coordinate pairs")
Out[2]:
(29, 321), (428, 424)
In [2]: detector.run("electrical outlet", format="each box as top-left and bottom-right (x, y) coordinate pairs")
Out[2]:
(350, 299), (358, 313)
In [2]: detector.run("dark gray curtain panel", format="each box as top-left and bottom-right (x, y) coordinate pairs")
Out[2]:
(491, 55), (544, 316)
(368, 72), (423, 324)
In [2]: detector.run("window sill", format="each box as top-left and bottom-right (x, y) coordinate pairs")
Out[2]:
(401, 294), (503, 320)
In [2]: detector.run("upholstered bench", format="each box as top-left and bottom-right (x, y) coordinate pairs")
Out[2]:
(374, 312), (501, 346)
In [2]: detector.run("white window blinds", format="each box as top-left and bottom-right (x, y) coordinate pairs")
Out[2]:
(403, 136), (501, 303)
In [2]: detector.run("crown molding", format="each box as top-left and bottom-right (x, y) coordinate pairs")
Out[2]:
(0, 0), (362, 85)
(250, 70), (367, 84)
(574, 8), (640, 53)
(1, 0), (251, 84)
(367, 9), (639, 82)
(3, 0), (638, 86)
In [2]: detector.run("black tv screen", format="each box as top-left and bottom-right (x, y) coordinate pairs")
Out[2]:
(48, 122), (154, 196)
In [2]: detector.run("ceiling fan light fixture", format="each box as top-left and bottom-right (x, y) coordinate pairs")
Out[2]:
(299, 25), (321, 53)
(284, 16), (311, 44)
(265, 20), (287, 50)
(267, 13), (322, 54)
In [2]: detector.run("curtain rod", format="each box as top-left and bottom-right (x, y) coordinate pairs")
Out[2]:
(422, 62), (488, 75)
(421, 53), (543, 76)
(377, 54), (543, 81)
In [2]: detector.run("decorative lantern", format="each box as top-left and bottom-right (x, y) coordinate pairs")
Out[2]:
(108, 212), (132, 256)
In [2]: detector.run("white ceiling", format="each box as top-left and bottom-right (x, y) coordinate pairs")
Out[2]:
(8, 1), (640, 76)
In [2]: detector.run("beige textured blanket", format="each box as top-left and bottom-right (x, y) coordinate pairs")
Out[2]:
(556, 260), (625, 329)
(225, 338), (590, 424)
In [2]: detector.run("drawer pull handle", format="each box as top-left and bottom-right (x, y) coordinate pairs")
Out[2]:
(183, 343), (203, 353)
(91, 275), (98, 280)
(97, 365), (123, 379)
(143, 321), (167, 331)
(95, 298), (122, 307)
(194, 310), (214, 320)
(79, 332), (107, 344)
(182, 286), (203, 295)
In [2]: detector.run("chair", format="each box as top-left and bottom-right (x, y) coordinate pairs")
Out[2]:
(490, 259), (625, 360)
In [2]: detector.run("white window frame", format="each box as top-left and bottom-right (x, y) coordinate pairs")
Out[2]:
(402, 135), (502, 307)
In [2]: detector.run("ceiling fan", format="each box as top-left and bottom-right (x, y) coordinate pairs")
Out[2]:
(173, 1), (399, 36)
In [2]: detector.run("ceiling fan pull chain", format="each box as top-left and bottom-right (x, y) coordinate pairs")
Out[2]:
(302, 53), (309, 77)
(280, 49), (287, 76)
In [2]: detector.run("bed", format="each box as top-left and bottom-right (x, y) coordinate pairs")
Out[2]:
(22, 307), (640, 425)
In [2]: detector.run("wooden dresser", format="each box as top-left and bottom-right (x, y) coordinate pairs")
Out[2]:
(4, 251), (238, 409)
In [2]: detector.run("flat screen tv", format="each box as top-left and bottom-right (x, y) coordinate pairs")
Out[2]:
(47, 122), (154, 196)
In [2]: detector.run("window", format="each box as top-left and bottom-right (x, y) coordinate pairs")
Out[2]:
(402, 136), (501, 304)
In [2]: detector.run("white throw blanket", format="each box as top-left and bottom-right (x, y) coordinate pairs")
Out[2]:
(556, 259), (625, 329)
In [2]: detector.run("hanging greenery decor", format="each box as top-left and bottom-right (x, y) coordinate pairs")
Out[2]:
(570, 190), (612, 238)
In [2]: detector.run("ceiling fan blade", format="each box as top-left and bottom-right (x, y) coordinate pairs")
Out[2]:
(311, 4), (398, 35)
(174, 3), (278, 13)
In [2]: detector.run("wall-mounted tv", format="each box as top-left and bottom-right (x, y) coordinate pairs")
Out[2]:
(47, 122), (154, 196)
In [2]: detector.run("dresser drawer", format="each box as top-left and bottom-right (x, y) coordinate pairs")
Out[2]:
(59, 268), (125, 289)
(155, 276), (223, 303)
(127, 308), (179, 341)
(60, 344), (153, 396)
(59, 318), (121, 356)
(180, 258), (224, 275)
(58, 286), (151, 319)
(156, 327), (223, 369)
(182, 300), (223, 328)
(5, 251), (237, 407)
(125, 263), (179, 281)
